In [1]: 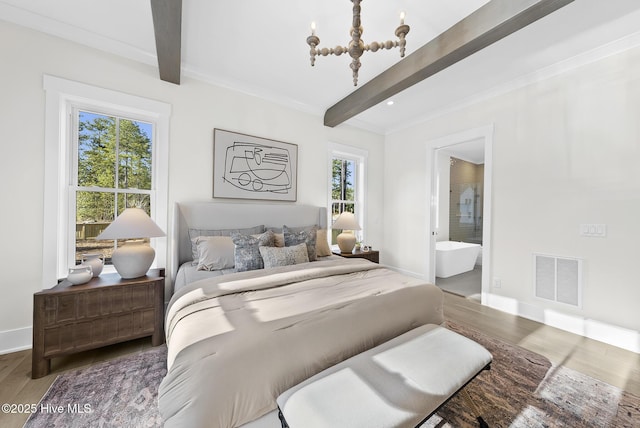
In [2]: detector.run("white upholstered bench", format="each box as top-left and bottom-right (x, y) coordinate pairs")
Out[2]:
(277, 324), (492, 428)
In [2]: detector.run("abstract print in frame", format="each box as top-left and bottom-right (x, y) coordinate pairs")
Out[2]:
(213, 129), (298, 201)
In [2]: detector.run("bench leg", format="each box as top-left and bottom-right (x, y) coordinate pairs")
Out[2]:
(277, 408), (289, 428)
(461, 389), (489, 428)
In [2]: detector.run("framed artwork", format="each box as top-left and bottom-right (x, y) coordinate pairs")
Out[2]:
(213, 129), (298, 201)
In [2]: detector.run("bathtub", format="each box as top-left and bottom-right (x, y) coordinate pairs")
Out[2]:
(436, 241), (481, 278)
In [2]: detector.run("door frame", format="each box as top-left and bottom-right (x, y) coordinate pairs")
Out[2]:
(424, 125), (494, 304)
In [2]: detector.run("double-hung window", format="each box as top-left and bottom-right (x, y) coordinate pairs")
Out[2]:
(43, 76), (170, 287)
(328, 143), (367, 245)
(73, 110), (154, 265)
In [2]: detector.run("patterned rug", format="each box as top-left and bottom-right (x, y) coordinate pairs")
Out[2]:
(24, 324), (639, 427)
(423, 323), (640, 427)
(24, 346), (166, 428)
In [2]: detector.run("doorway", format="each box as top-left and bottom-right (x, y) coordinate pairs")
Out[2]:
(425, 126), (493, 305)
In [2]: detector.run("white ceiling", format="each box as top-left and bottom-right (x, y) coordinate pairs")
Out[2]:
(2, 0), (640, 134)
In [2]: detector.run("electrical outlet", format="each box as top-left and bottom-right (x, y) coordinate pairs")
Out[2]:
(493, 278), (501, 289)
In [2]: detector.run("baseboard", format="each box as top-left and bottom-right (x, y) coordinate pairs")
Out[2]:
(0, 326), (32, 355)
(486, 293), (640, 354)
(382, 264), (425, 280)
(0, 327), (33, 355)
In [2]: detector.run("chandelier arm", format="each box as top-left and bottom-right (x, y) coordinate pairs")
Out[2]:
(317, 46), (349, 57)
(398, 36), (407, 57)
(350, 57), (361, 86)
(306, 35), (320, 66)
(396, 24), (410, 57)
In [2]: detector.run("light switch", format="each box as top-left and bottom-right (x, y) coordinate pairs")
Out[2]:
(580, 223), (606, 237)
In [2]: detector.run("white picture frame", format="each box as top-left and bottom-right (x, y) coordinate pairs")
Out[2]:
(213, 129), (298, 201)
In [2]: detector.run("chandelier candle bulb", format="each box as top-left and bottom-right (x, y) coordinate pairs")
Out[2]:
(311, 21), (316, 36)
(400, 11), (405, 25)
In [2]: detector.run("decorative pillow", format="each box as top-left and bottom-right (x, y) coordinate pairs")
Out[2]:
(188, 225), (265, 264)
(194, 236), (235, 271)
(266, 227), (285, 247)
(283, 225), (318, 261)
(231, 230), (275, 272)
(259, 243), (309, 268)
(274, 233), (285, 247)
(316, 229), (332, 257)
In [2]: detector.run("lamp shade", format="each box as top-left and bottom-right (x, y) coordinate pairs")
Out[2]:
(97, 208), (165, 240)
(331, 212), (361, 231)
(96, 208), (165, 279)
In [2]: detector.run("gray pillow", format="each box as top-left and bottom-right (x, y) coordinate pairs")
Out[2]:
(259, 243), (309, 269)
(231, 230), (275, 272)
(189, 225), (265, 264)
(194, 236), (235, 271)
(283, 225), (318, 261)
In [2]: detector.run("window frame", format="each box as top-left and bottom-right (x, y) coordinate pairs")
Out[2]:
(70, 107), (156, 267)
(328, 143), (367, 245)
(43, 75), (170, 288)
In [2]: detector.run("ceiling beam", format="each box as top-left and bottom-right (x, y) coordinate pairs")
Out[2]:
(324, 0), (575, 127)
(150, 0), (182, 85)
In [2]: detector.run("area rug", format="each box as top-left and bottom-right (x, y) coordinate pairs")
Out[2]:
(422, 322), (640, 427)
(24, 324), (640, 427)
(24, 346), (166, 428)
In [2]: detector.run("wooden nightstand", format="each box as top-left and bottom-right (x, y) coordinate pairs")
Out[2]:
(333, 248), (379, 263)
(32, 268), (165, 379)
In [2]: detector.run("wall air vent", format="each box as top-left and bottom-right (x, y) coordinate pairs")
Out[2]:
(534, 253), (582, 307)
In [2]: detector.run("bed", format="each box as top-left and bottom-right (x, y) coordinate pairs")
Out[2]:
(159, 202), (444, 428)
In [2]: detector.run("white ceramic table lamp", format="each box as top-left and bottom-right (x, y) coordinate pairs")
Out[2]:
(332, 212), (362, 254)
(96, 208), (165, 279)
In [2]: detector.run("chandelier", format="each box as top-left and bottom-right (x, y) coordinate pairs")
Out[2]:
(306, 0), (410, 86)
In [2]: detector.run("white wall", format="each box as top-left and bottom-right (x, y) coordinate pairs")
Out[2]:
(436, 150), (450, 241)
(384, 43), (640, 351)
(0, 21), (385, 353)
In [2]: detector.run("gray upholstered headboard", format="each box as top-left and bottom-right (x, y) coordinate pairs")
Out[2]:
(172, 201), (327, 271)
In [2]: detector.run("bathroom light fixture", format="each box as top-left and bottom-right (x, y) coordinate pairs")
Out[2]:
(97, 207), (165, 278)
(307, 0), (410, 86)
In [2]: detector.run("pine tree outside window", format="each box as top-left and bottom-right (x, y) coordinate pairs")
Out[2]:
(332, 158), (356, 213)
(43, 76), (169, 286)
(329, 144), (367, 246)
(74, 110), (154, 265)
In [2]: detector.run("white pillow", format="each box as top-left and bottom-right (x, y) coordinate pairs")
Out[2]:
(259, 243), (309, 268)
(194, 236), (235, 271)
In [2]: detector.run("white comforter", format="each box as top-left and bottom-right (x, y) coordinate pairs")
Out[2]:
(159, 258), (444, 428)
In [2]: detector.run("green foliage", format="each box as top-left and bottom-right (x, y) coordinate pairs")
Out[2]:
(331, 158), (356, 218)
(76, 112), (152, 222)
(117, 119), (152, 191)
(332, 158), (354, 202)
(78, 115), (115, 189)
